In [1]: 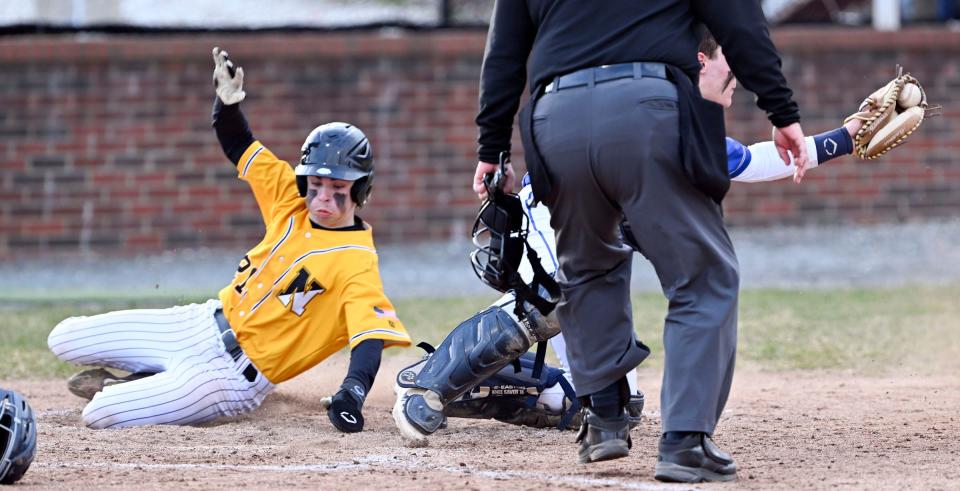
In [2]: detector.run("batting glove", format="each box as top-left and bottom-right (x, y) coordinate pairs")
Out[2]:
(212, 46), (246, 105)
(321, 389), (364, 433)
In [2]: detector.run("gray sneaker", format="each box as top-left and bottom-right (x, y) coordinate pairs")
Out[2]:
(67, 368), (153, 400)
(575, 408), (631, 464)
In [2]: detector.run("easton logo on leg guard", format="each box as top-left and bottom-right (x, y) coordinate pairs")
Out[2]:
(278, 267), (325, 315)
(339, 412), (357, 424)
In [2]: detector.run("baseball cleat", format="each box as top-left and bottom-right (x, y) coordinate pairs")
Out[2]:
(392, 385), (444, 442)
(67, 368), (153, 400)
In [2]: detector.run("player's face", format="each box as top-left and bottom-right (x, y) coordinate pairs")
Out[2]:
(305, 176), (357, 228)
(698, 46), (737, 109)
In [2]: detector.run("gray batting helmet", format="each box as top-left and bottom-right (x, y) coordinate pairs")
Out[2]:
(0, 389), (36, 484)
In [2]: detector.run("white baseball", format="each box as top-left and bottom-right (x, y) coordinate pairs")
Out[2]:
(898, 83), (922, 109)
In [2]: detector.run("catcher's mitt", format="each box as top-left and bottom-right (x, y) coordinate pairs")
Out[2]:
(845, 66), (937, 160)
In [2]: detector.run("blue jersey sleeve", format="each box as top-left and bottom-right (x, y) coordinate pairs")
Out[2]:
(727, 137), (752, 178)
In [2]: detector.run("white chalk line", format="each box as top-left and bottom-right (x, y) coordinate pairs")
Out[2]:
(37, 454), (686, 490)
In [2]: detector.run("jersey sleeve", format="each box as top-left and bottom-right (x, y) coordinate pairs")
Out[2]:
(730, 137), (820, 183)
(341, 264), (412, 350)
(236, 141), (304, 225)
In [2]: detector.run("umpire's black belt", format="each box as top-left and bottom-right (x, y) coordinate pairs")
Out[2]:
(214, 308), (259, 381)
(544, 62), (668, 93)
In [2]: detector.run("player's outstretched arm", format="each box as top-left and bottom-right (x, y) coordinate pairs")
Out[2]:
(731, 119), (863, 183)
(321, 339), (384, 433)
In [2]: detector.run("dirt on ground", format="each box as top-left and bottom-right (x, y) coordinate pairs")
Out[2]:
(3, 354), (958, 490)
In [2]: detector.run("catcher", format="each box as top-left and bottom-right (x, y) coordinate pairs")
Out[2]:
(393, 32), (933, 455)
(46, 47), (411, 432)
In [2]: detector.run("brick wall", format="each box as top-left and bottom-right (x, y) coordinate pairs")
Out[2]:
(0, 28), (957, 256)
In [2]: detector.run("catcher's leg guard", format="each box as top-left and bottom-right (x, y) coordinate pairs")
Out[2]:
(443, 352), (581, 430)
(393, 294), (558, 441)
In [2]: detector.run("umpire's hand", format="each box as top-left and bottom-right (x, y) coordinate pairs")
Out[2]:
(773, 122), (808, 183)
(473, 161), (516, 200)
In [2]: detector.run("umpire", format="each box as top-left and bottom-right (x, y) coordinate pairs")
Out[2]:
(473, 0), (808, 483)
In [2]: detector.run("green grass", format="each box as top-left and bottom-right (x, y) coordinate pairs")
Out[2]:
(3, 285), (958, 380)
(397, 285), (960, 375)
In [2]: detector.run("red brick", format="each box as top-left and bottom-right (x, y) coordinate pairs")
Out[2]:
(20, 218), (66, 236)
(124, 232), (163, 249)
(0, 28), (957, 255)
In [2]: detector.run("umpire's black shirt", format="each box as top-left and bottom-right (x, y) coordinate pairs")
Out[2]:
(476, 0), (801, 164)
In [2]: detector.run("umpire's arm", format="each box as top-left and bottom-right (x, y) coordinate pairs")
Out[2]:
(691, 1), (799, 128)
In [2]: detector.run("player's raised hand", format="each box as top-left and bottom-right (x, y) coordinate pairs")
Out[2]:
(212, 46), (246, 105)
(773, 122), (808, 183)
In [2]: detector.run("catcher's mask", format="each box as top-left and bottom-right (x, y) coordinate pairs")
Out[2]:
(0, 389), (36, 485)
(470, 154), (560, 316)
(295, 122), (374, 207)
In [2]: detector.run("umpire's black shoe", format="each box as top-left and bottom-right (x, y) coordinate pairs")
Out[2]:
(575, 408), (631, 464)
(654, 432), (737, 483)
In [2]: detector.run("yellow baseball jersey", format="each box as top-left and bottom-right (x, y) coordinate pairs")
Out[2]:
(218, 140), (411, 383)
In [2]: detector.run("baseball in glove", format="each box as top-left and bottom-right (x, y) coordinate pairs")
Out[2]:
(844, 66), (938, 160)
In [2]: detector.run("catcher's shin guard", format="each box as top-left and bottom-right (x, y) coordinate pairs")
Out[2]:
(393, 295), (558, 441)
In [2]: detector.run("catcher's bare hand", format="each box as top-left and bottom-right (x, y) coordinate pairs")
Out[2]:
(473, 161), (516, 200)
(772, 122), (809, 183)
(212, 46), (246, 105)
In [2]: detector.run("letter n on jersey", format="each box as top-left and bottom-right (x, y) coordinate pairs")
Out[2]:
(278, 268), (325, 316)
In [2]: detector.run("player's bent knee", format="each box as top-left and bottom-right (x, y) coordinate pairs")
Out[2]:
(47, 317), (84, 360)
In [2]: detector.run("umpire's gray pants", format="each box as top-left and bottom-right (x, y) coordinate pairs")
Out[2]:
(535, 74), (739, 434)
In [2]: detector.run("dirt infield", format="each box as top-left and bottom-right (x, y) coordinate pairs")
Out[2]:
(4, 354), (958, 490)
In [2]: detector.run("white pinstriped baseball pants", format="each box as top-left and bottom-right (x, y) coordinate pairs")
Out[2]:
(48, 299), (274, 429)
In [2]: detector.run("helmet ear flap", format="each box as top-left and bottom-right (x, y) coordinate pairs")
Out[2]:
(351, 173), (374, 208)
(296, 176), (307, 198)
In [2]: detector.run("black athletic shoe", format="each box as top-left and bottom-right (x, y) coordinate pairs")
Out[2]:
(568, 390), (645, 431)
(654, 432), (737, 483)
(575, 408), (631, 464)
